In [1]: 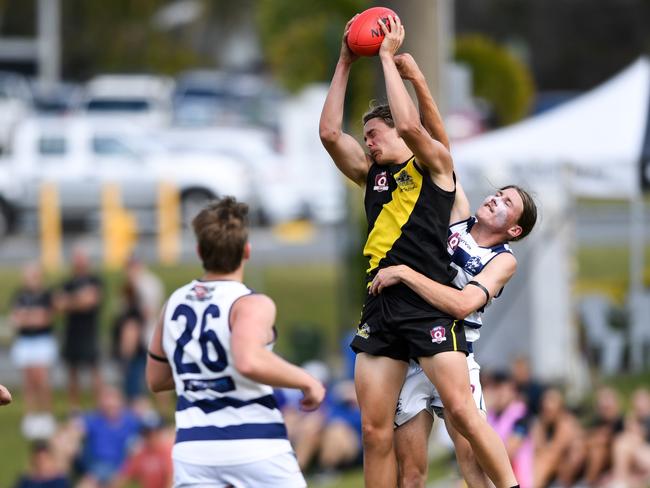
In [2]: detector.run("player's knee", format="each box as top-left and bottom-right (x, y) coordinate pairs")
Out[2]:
(361, 421), (393, 451)
(399, 461), (427, 488)
(446, 402), (481, 437)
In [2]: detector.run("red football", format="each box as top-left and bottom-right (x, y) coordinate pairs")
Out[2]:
(347, 7), (399, 57)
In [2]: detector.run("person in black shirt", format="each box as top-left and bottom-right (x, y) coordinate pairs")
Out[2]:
(10, 262), (58, 438)
(57, 247), (103, 408)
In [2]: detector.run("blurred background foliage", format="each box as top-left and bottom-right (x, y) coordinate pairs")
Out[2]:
(455, 34), (535, 125)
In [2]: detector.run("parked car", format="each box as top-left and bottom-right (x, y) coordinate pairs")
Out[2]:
(160, 126), (305, 225)
(173, 70), (283, 129)
(0, 116), (252, 236)
(81, 74), (174, 128)
(0, 71), (32, 152)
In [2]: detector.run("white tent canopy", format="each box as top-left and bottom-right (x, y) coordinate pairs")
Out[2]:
(445, 57), (650, 381)
(452, 57), (650, 198)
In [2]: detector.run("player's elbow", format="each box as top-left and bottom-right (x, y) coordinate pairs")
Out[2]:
(146, 373), (166, 393)
(395, 120), (422, 140)
(450, 298), (474, 319)
(319, 126), (341, 146)
(232, 352), (258, 378)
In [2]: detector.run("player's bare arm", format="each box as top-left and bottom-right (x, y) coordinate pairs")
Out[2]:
(370, 253), (517, 319)
(378, 16), (454, 191)
(319, 15), (369, 187)
(231, 294), (325, 411)
(394, 53), (450, 151)
(0, 383), (11, 405)
(395, 52), (472, 222)
(146, 304), (175, 393)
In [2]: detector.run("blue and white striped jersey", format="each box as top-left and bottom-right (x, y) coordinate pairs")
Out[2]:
(447, 217), (513, 343)
(162, 279), (292, 466)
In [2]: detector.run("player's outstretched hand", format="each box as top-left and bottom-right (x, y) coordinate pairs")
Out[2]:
(370, 265), (405, 295)
(340, 14), (360, 64)
(378, 14), (404, 58)
(394, 53), (423, 82)
(300, 379), (326, 412)
(0, 384), (12, 406)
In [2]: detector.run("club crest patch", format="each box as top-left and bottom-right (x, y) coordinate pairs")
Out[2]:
(465, 256), (482, 273)
(356, 322), (371, 339)
(186, 283), (214, 301)
(430, 326), (447, 344)
(395, 170), (416, 191)
(373, 171), (389, 192)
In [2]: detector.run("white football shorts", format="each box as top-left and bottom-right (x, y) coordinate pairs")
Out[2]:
(173, 451), (306, 488)
(395, 352), (485, 427)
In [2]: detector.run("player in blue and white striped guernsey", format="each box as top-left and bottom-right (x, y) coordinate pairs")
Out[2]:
(368, 53), (537, 488)
(146, 197), (325, 488)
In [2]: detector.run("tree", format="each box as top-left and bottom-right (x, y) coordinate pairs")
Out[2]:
(455, 34), (535, 126)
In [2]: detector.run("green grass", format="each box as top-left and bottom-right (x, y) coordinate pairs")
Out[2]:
(575, 245), (650, 302)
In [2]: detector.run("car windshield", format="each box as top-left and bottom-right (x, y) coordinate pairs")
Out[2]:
(86, 99), (151, 112)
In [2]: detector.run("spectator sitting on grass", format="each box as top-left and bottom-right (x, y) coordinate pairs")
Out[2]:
(531, 387), (586, 488)
(582, 386), (625, 485)
(109, 415), (173, 488)
(608, 387), (650, 488)
(13, 440), (71, 488)
(73, 385), (141, 488)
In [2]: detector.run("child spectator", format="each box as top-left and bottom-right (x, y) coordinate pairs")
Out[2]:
(13, 440), (71, 488)
(109, 415), (173, 488)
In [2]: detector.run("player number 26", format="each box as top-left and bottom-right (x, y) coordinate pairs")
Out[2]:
(172, 303), (228, 374)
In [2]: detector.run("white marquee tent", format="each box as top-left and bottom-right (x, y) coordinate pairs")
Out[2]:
(449, 57), (650, 381)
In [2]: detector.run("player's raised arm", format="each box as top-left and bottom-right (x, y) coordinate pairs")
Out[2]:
(395, 52), (471, 223)
(370, 254), (517, 319)
(378, 17), (454, 191)
(319, 15), (370, 187)
(230, 294), (325, 411)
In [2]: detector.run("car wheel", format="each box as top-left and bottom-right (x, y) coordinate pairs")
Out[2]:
(181, 189), (215, 225)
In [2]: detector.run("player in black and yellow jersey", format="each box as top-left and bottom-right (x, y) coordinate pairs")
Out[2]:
(319, 15), (520, 488)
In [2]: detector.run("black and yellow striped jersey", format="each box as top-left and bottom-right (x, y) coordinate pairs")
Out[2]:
(363, 156), (457, 288)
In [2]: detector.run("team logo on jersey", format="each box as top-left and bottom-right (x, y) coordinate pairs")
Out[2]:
(395, 170), (416, 191)
(356, 322), (371, 339)
(448, 232), (460, 251)
(373, 171), (389, 192)
(430, 326), (447, 344)
(395, 398), (403, 415)
(186, 283), (214, 301)
(465, 256), (482, 273)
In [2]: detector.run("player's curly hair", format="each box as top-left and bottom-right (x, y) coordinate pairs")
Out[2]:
(192, 196), (249, 273)
(500, 185), (537, 241)
(362, 101), (394, 128)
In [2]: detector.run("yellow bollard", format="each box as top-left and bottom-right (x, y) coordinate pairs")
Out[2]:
(39, 182), (62, 271)
(102, 184), (137, 269)
(157, 181), (180, 266)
